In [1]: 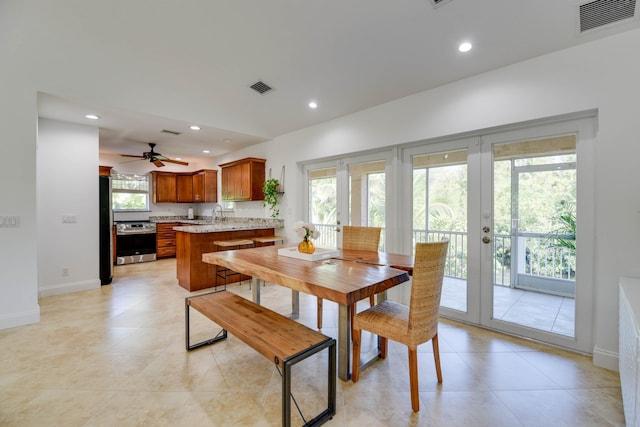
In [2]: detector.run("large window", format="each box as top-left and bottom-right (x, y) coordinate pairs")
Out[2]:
(111, 172), (150, 212)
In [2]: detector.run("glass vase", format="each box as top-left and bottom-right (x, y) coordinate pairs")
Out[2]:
(298, 239), (316, 254)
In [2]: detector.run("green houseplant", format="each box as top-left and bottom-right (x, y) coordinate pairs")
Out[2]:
(262, 178), (281, 218)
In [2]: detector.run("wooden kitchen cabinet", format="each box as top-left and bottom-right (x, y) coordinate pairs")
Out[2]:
(219, 158), (265, 201)
(193, 169), (217, 202)
(176, 174), (194, 203)
(176, 227), (274, 291)
(152, 169), (218, 204)
(156, 223), (179, 258)
(152, 172), (177, 203)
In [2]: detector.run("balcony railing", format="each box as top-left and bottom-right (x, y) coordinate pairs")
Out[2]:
(311, 224), (575, 297)
(417, 229), (576, 297)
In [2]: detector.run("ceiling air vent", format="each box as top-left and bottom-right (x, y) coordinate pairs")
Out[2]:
(250, 81), (273, 95)
(161, 129), (181, 135)
(579, 0), (636, 32)
(431, 0), (453, 7)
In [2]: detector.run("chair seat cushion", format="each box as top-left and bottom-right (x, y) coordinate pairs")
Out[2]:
(353, 301), (411, 344)
(354, 300), (438, 347)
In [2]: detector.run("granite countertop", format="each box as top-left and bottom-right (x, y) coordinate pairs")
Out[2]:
(149, 216), (284, 233)
(172, 223), (276, 233)
(153, 219), (212, 225)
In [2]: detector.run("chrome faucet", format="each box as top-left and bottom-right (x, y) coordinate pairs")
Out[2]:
(213, 204), (223, 222)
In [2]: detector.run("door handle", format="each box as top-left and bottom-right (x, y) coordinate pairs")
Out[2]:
(482, 236), (491, 244)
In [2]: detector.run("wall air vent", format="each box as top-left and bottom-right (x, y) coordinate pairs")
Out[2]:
(250, 81), (273, 95)
(161, 129), (181, 135)
(579, 0), (637, 32)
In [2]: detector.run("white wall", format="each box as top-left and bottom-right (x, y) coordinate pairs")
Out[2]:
(37, 119), (101, 297)
(0, 82), (39, 329)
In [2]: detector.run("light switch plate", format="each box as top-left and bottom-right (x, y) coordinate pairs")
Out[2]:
(62, 215), (77, 223)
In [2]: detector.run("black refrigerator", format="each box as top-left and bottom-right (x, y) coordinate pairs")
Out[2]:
(99, 174), (113, 285)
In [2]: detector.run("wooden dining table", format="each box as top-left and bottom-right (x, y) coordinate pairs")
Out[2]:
(202, 245), (414, 381)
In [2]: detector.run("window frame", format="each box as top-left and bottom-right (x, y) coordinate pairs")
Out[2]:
(111, 172), (151, 212)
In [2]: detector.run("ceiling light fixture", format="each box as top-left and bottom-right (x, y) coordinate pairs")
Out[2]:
(85, 114), (100, 120)
(308, 101), (318, 109)
(458, 42), (472, 53)
(202, 150), (211, 154)
(223, 138), (232, 143)
(190, 125), (201, 131)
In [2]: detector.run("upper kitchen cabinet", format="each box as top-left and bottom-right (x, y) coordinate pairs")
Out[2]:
(152, 169), (218, 203)
(176, 174), (194, 203)
(193, 169), (217, 203)
(152, 171), (177, 203)
(219, 158), (266, 201)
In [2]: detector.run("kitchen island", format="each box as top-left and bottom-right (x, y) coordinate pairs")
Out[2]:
(173, 219), (283, 292)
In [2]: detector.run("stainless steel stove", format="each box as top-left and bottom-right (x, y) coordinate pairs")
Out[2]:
(115, 221), (157, 265)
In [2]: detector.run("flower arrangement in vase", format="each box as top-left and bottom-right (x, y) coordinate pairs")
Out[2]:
(293, 221), (320, 254)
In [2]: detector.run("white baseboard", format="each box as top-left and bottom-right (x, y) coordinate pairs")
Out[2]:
(593, 345), (620, 371)
(38, 279), (100, 298)
(0, 306), (40, 330)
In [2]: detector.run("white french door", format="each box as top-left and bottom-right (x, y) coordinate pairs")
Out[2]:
(401, 116), (594, 352)
(303, 152), (391, 249)
(302, 113), (595, 352)
(478, 118), (595, 353)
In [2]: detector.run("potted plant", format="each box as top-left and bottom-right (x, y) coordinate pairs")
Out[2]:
(262, 178), (281, 218)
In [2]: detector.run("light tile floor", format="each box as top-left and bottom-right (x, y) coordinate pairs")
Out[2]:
(0, 259), (624, 426)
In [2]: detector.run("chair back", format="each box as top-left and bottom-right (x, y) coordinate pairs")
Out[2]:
(408, 240), (449, 344)
(341, 226), (381, 251)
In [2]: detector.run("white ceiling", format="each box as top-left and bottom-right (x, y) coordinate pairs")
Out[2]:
(34, 0), (639, 163)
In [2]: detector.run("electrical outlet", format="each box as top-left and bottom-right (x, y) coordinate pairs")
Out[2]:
(0, 216), (20, 227)
(62, 267), (69, 277)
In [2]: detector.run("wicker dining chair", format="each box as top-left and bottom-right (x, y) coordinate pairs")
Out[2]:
(351, 239), (449, 412)
(316, 226), (381, 330)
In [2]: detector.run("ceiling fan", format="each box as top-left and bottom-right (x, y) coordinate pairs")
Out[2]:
(120, 143), (188, 168)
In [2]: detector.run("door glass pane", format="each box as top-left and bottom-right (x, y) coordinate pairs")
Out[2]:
(348, 160), (386, 249)
(492, 136), (576, 337)
(413, 149), (468, 313)
(309, 167), (338, 248)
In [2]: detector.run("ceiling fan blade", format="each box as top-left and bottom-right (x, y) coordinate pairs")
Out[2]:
(119, 158), (146, 164)
(163, 159), (189, 166)
(120, 154), (145, 158)
(153, 159), (165, 167)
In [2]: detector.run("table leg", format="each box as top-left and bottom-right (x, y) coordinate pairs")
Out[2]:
(252, 277), (261, 304)
(291, 290), (299, 319)
(338, 303), (351, 381)
(377, 290), (387, 356)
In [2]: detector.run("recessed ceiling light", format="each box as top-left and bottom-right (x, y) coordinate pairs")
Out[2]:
(223, 138), (232, 143)
(190, 125), (200, 131)
(85, 114), (100, 120)
(458, 42), (472, 53)
(308, 101), (318, 109)
(202, 150), (211, 154)
(175, 157), (182, 160)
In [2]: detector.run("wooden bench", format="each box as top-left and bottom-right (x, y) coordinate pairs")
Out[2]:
(185, 290), (336, 427)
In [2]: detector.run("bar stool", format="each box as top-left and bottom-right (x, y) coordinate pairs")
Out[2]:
(251, 236), (285, 247)
(213, 239), (255, 289)
(250, 236), (285, 287)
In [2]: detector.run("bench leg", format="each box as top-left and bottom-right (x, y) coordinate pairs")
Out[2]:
(185, 297), (228, 350)
(281, 339), (336, 427)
